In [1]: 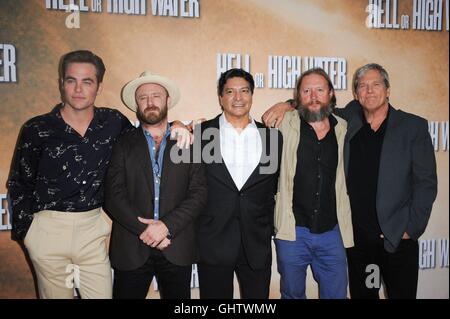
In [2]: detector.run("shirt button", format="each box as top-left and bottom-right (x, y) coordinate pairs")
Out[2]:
(316, 192), (319, 196)
(62, 165), (67, 170)
(318, 175), (321, 179)
(82, 181), (86, 185)
(314, 209), (318, 213)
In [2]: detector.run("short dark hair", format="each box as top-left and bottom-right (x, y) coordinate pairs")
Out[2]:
(217, 68), (255, 97)
(294, 67), (336, 108)
(59, 50), (106, 83)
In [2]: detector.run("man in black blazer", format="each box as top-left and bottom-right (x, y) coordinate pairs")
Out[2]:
(104, 71), (207, 299)
(340, 64), (437, 299)
(262, 63), (437, 299)
(196, 69), (282, 299)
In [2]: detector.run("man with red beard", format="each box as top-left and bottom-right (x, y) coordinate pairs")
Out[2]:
(104, 71), (207, 299)
(273, 68), (353, 299)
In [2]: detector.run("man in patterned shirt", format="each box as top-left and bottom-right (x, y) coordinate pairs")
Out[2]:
(7, 50), (135, 299)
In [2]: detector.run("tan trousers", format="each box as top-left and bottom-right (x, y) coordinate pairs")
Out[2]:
(24, 208), (112, 299)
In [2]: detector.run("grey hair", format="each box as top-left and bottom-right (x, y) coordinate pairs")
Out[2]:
(352, 63), (390, 95)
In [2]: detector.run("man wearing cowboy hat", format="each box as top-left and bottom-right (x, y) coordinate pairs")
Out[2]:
(104, 71), (207, 299)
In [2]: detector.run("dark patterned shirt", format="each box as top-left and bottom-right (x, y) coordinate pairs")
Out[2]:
(8, 104), (134, 240)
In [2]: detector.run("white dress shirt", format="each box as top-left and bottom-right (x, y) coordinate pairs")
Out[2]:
(219, 113), (262, 190)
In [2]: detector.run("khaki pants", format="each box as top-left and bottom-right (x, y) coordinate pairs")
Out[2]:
(24, 208), (112, 299)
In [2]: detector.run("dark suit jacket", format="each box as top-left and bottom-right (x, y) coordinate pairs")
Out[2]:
(336, 101), (437, 252)
(104, 127), (207, 271)
(196, 115), (282, 270)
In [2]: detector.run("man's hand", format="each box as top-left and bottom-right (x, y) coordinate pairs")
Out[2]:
(186, 118), (207, 132)
(170, 122), (193, 149)
(170, 118), (207, 148)
(262, 102), (294, 128)
(156, 237), (171, 251)
(138, 217), (170, 247)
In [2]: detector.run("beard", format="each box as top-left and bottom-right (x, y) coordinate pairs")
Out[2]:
(298, 100), (334, 123)
(137, 105), (168, 125)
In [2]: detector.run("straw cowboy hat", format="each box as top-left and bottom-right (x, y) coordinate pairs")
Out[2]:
(121, 71), (180, 112)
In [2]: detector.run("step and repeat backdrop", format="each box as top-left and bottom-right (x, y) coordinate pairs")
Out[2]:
(0, 0), (448, 298)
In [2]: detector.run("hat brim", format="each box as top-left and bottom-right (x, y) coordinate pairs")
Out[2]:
(121, 74), (180, 112)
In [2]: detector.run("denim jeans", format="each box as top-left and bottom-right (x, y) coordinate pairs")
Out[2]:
(275, 225), (348, 299)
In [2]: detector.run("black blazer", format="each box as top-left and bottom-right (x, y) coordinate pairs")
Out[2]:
(337, 101), (437, 252)
(196, 115), (282, 270)
(104, 128), (207, 271)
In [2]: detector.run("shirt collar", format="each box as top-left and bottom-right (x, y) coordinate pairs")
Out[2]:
(329, 114), (338, 127)
(51, 103), (102, 132)
(300, 114), (338, 129)
(219, 113), (257, 130)
(360, 105), (390, 131)
(142, 123), (171, 140)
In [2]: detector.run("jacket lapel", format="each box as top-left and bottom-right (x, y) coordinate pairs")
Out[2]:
(334, 115), (347, 148)
(377, 106), (400, 201)
(344, 108), (364, 177)
(204, 115), (239, 191)
(133, 129), (155, 197)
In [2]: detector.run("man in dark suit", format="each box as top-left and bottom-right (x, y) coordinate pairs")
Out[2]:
(262, 63), (437, 299)
(196, 68), (282, 299)
(104, 71), (207, 299)
(341, 63), (437, 299)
